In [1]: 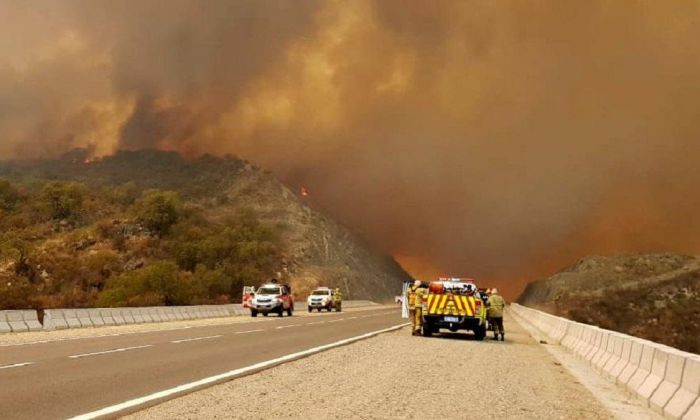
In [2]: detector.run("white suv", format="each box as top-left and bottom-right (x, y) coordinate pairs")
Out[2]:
(307, 287), (340, 312)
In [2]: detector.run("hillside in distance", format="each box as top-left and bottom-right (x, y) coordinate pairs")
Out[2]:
(518, 254), (700, 353)
(0, 149), (411, 310)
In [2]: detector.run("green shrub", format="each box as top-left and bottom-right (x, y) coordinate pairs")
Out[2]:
(99, 261), (192, 306)
(39, 181), (87, 221)
(133, 190), (181, 236)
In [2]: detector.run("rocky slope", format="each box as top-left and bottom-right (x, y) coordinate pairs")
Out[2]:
(518, 254), (700, 353)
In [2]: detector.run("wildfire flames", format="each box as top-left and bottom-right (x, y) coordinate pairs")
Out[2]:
(3, 1), (700, 299)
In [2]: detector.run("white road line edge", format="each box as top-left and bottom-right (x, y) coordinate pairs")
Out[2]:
(275, 325), (300, 329)
(68, 322), (410, 420)
(68, 345), (153, 359)
(0, 362), (34, 370)
(171, 335), (222, 344)
(234, 329), (264, 334)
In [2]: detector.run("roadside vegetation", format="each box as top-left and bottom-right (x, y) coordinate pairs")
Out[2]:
(520, 254), (700, 353)
(0, 151), (281, 310)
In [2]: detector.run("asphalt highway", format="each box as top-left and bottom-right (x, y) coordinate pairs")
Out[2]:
(0, 307), (402, 420)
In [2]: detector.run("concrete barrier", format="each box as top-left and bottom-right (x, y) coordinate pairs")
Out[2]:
(619, 339), (644, 386)
(609, 337), (633, 381)
(637, 346), (669, 403)
(110, 309), (126, 326)
(602, 334), (624, 378)
(5, 310), (29, 332)
(0, 312), (12, 333)
(120, 308), (135, 324)
(20, 310), (42, 331)
(88, 309), (105, 327)
(99, 309), (116, 326)
(130, 308), (146, 323)
(663, 356), (700, 419)
(5, 300), (379, 335)
(512, 303), (700, 419)
(650, 350), (686, 415)
(75, 309), (94, 327)
(62, 309), (83, 328)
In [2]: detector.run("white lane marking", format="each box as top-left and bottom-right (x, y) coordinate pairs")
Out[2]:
(275, 325), (300, 330)
(347, 316), (358, 320)
(234, 329), (264, 335)
(68, 323), (409, 420)
(306, 321), (326, 325)
(327, 318), (345, 323)
(0, 362), (34, 370)
(171, 335), (222, 344)
(68, 345), (153, 359)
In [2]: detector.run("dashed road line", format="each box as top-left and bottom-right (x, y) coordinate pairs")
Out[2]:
(68, 345), (153, 359)
(306, 321), (326, 325)
(234, 329), (264, 335)
(276, 325), (301, 329)
(0, 362), (34, 370)
(171, 335), (222, 344)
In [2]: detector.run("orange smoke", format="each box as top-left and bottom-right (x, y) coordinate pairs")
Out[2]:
(2, 1), (700, 299)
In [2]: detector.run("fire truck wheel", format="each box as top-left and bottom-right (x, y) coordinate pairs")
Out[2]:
(474, 325), (486, 341)
(422, 324), (433, 337)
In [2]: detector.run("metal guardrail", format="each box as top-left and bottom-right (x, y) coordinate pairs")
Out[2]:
(510, 303), (700, 420)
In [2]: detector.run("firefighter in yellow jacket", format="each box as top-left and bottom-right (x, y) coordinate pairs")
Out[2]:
(408, 280), (426, 336)
(333, 288), (343, 312)
(487, 288), (506, 341)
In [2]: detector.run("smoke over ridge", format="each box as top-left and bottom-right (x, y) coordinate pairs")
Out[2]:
(2, 0), (700, 298)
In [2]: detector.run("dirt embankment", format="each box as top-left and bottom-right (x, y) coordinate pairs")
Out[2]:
(519, 254), (700, 353)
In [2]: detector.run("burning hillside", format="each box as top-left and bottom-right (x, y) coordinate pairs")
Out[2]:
(2, 2), (700, 298)
(0, 150), (410, 309)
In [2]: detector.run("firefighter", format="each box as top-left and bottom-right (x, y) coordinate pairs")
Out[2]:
(333, 288), (343, 311)
(407, 280), (422, 335)
(487, 288), (506, 341)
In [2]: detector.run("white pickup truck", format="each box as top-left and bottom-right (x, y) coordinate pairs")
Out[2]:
(306, 287), (341, 312)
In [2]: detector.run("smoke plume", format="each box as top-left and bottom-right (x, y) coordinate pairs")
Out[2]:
(2, 0), (700, 298)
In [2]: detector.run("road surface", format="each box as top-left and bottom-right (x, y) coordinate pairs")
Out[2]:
(0, 307), (401, 420)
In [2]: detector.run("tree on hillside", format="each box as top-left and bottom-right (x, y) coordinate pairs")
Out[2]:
(0, 179), (20, 211)
(133, 190), (181, 236)
(39, 181), (87, 221)
(98, 261), (191, 307)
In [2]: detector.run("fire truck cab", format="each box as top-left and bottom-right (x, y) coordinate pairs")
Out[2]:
(421, 278), (487, 340)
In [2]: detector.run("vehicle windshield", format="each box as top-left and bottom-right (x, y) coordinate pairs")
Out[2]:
(257, 287), (281, 295)
(311, 290), (331, 295)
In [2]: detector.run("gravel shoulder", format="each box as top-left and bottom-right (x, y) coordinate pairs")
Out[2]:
(0, 305), (390, 347)
(125, 312), (615, 420)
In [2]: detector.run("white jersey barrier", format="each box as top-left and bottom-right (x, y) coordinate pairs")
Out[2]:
(42, 305), (241, 331)
(1, 300), (377, 333)
(510, 303), (700, 420)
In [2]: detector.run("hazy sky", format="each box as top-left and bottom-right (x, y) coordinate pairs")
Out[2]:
(2, 1), (700, 298)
